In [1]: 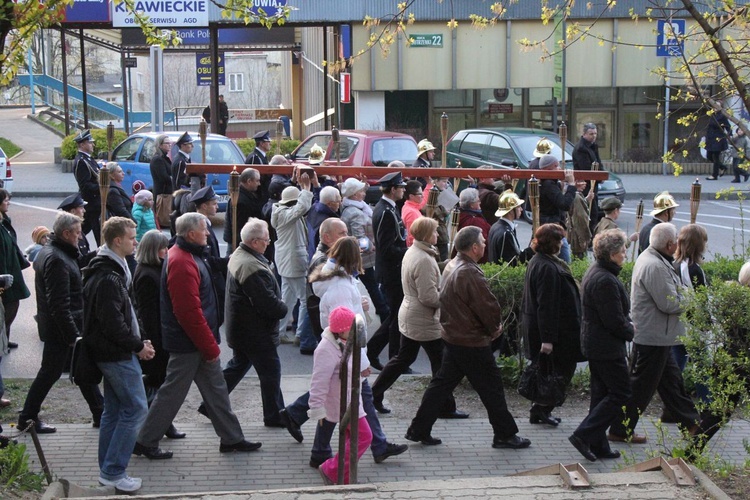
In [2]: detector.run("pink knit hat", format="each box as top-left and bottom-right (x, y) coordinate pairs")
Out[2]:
(329, 306), (356, 334)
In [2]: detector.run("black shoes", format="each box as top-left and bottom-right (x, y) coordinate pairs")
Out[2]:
(133, 442), (173, 460)
(529, 412), (561, 426)
(594, 448), (621, 459)
(219, 439), (262, 453)
(300, 348), (315, 355)
(165, 424), (186, 439)
(439, 410), (469, 419)
(0, 435), (17, 448)
(309, 455), (331, 468)
(492, 434), (531, 449)
(7, 342), (18, 349)
(264, 421), (285, 428)
(404, 428), (442, 446)
(197, 404), (209, 418)
(373, 396), (391, 414)
(18, 419), (57, 434)
(279, 409), (303, 443)
(374, 442), (408, 463)
(92, 413), (102, 428)
(569, 434), (596, 461)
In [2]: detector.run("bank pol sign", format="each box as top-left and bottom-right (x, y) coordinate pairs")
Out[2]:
(113, 0), (209, 28)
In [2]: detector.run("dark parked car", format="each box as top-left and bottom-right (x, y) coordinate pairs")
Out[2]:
(446, 127), (626, 217)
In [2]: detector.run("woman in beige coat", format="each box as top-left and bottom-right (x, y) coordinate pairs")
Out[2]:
(371, 217), (468, 419)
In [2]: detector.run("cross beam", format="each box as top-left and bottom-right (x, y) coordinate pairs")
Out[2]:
(186, 164), (610, 181)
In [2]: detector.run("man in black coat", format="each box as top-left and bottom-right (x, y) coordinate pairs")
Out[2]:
(171, 132), (195, 190)
(205, 218), (288, 427)
(572, 123), (602, 234)
(488, 190), (534, 266)
(638, 191), (679, 254)
(367, 170), (407, 369)
(149, 134), (173, 227)
(72, 130), (102, 244)
(18, 213), (104, 434)
(223, 168), (263, 255)
(58, 193), (96, 267)
(218, 95), (230, 136)
(245, 130), (271, 165)
(191, 186), (228, 324)
(538, 154), (580, 263)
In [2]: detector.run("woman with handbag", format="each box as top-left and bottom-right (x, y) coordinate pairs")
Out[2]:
(569, 229), (634, 461)
(133, 229), (185, 440)
(521, 223), (584, 426)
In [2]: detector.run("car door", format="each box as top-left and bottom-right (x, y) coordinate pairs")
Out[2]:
(455, 132), (490, 169)
(291, 133), (332, 164)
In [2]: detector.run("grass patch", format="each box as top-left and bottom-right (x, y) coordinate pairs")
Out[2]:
(0, 138), (21, 158)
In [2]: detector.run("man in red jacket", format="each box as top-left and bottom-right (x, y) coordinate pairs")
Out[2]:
(134, 212), (261, 460)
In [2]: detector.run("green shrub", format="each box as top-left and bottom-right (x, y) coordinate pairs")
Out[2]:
(61, 129), (128, 160)
(0, 442), (45, 492)
(0, 138), (21, 158)
(235, 139), (300, 158)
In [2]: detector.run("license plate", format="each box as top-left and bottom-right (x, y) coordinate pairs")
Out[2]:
(216, 194), (230, 203)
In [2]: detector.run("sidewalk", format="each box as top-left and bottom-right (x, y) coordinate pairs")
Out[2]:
(14, 376), (748, 497)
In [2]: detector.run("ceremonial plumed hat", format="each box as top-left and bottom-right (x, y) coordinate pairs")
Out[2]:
(74, 129), (93, 143)
(377, 171), (407, 187)
(189, 186), (217, 206)
(495, 190), (524, 218)
(650, 191), (679, 216)
(308, 144), (326, 165)
(417, 139), (436, 155)
(58, 193), (87, 211)
(176, 132), (193, 145)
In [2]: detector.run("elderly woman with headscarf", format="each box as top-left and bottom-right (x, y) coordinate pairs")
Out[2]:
(521, 223), (584, 427)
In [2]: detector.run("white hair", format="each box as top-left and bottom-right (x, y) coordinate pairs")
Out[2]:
(240, 217), (268, 244)
(320, 185), (342, 204)
(650, 222), (677, 251)
(459, 187), (480, 209)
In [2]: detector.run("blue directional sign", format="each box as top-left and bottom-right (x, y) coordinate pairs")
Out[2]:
(657, 19), (685, 57)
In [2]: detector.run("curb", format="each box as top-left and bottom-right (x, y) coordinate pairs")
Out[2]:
(690, 465), (734, 500)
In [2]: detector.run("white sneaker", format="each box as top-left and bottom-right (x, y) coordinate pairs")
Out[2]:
(99, 475), (142, 492)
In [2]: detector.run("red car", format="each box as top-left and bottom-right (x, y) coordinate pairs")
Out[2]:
(289, 130), (418, 168)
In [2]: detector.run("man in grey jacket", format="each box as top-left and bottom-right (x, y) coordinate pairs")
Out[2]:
(608, 223), (700, 443)
(271, 171), (315, 344)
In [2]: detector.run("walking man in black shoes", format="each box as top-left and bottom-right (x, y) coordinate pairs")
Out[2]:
(405, 226), (530, 450)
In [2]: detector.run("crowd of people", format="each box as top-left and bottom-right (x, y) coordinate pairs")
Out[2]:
(0, 123), (746, 493)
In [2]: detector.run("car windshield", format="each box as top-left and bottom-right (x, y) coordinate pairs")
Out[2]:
(371, 138), (418, 166)
(512, 135), (573, 164)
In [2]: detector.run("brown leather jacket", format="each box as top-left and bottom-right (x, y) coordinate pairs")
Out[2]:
(439, 252), (503, 347)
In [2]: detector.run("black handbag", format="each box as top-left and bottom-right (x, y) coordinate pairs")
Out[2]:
(70, 337), (102, 386)
(517, 354), (567, 407)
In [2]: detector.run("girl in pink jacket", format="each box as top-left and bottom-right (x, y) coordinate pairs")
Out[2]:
(308, 306), (372, 485)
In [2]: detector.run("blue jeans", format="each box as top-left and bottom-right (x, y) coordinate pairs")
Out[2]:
(297, 308), (318, 352)
(304, 380), (387, 462)
(559, 237), (571, 263)
(97, 356), (148, 481)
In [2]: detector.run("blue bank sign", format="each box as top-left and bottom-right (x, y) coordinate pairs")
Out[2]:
(113, 0), (209, 28)
(249, 0), (287, 17)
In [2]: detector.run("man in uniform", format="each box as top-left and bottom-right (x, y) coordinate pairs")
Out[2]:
(593, 197), (639, 245)
(638, 192), (679, 254)
(367, 170), (408, 369)
(72, 130), (102, 244)
(223, 167), (263, 255)
(190, 186), (228, 322)
(58, 193), (95, 265)
(488, 190), (534, 266)
(572, 123), (602, 234)
(245, 130), (272, 165)
(171, 132), (195, 190)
